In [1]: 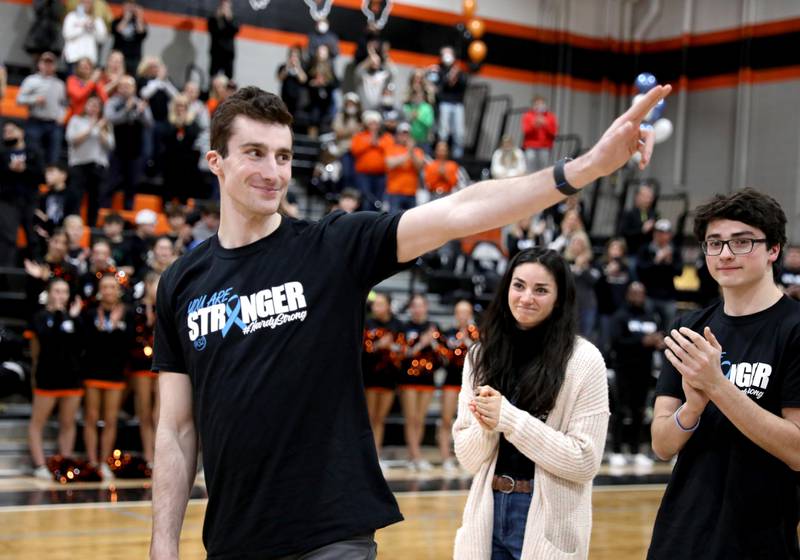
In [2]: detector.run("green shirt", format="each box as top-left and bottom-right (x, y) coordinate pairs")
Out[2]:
(403, 102), (434, 144)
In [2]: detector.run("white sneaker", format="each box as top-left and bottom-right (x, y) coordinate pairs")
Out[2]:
(33, 465), (52, 481)
(442, 458), (459, 472)
(413, 459), (433, 472)
(99, 462), (115, 481)
(608, 453), (627, 468)
(633, 453), (654, 468)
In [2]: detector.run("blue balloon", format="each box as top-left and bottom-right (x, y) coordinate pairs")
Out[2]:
(635, 72), (657, 93)
(648, 98), (666, 122)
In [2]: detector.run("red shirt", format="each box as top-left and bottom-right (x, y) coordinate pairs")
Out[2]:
(424, 159), (459, 195)
(66, 75), (109, 122)
(521, 110), (558, 150)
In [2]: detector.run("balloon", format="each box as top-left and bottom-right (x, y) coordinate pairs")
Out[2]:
(467, 18), (485, 39)
(635, 72), (657, 93)
(468, 40), (487, 64)
(649, 98), (665, 121)
(463, 0), (476, 18)
(653, 118), (673, 143)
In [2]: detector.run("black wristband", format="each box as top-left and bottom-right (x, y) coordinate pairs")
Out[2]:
(553, 157), (580, 196)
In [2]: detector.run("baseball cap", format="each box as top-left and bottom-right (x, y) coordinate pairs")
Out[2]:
(396, 122), (411, 133)
(654, 218), (672, 232)
(135, 209), (158, 226)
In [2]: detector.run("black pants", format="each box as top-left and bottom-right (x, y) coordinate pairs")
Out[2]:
(611, 365), (654, 454)
(271, 534), (377, 560)
(210, 53), (234, 79)
(69, 162), (107, 226)
(0, 198), (35, 265)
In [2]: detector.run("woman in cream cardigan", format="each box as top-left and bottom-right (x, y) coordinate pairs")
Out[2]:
(453, 248), (609, 560)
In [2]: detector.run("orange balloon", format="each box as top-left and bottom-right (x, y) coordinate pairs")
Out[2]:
(468, 40), (487, 64)
(467, 18), (485, 39)
(463, 0), (476, 18)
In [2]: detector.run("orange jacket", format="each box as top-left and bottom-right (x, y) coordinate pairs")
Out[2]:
(424, 159), (459, 195)
(66, 75), (109, 122)
(351, 131), (394, 175)
(385, 145), (424, 196)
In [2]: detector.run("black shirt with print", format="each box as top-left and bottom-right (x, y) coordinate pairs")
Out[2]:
(152, 211), (411, 558)
(649, 296), (800, 560)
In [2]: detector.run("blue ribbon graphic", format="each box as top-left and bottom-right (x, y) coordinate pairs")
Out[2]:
(222, 295), (246, 337)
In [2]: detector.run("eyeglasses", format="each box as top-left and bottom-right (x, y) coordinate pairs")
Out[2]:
(701, 238), (768, 256)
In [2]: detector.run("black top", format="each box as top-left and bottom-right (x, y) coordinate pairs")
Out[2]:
(207, 14), (239, 56)
(152, 211), (411, 558)
(82, 305), (134, 381)
(0, 147), (44, 202)
(111, 16), (147, 64)
(618, 207), (657, 255)
(31, 309), (83, 389)
(609, 302), (662, 371)
(649, 296), (800, 560)
(636, 241), (683, 300)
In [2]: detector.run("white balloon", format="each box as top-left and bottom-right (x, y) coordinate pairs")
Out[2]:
(633, 93), (658, 122)
(654, 118), (673, 143)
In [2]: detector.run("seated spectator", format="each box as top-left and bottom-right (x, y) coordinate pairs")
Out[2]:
(16, 51), (66, 166)
(111, 0), (147, 75)
(77, 238), (117, 302)
(66, 57), (108, 122)
(24, 229), (79, 310)
(62, 214), (89, 274)
(191, 203), (220, 245)
(62, 0), (108, 69)
(384, 122), (424, 213)
(403, 88), (434, 154)
(207, 0), (239, 79)
(636, 218), (682, 329)
(65, 95), (114, 226)
(548, 208), (585, 254)
(206, 73), (234, 116)
(618, 183), (658, 257)
(521, 95), (558, 172)
(305, 44), (338, 138)
(34, 163), (71, 235)
(423, 140), (459, 199)
(97, 212), (133, 274)
(311, 142), (343, 198)
(161, 95), (200, 203)
(99, 50), (126, 99)
(0, 120), (44, 265)
(505, 214), (553, 259)
(276, 45), (308, 119)
(491, 135), (527, 179)
(355, 43), (394, 111)
(351, 110), (393, 211)
(332, 188), (361, 214)
(332, 92), (362, 189)
(565, 232), (600, 339)
(164, 204), (186, 245)
(780, 245), (800, 300)
(104, 75), (152, 211)
(23, 0), (65, 60)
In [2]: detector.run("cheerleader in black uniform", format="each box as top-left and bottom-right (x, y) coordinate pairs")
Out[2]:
(398, 294), (441, 471)
(130, 271), (160, 467)
(82, 274), (134, 480)
(363, 292), (404, 462)
(28, 278), (84, 480)
(438, 300), (479, 471)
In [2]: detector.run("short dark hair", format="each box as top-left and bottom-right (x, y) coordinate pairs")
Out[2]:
(210, 87), (293, 157)
(104, 213), (125, 226)
(693, 188), (787, 278)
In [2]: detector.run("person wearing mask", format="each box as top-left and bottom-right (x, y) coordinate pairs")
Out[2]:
(307, 18), (339, 61)
(433, 46), (467, 159)
(28, 278), (84, 480)
(62, 0), (108, 69)
(207, 0), (239, 79)
(403, 88), (434, 154)
(16, 51), (66, 166)
(66, 57), (108, 122)
(384, 122), (424, 213)
(276, 46), (307, 120)
(423, 140), (459, 199)
(491, 135), (527, 179)
(521, 96), (558, 173)
(111, 0), (147, 75)
(453, 248), (608, 559)
(350, 110), (393, 211)
(0, 121), (44, 265)
(355, 43), (394, 112)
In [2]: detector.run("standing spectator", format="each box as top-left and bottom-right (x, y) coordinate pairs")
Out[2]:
(355, 43), (394, 111)
(351, 110), (392, 211)
(618, 183), (658, 256)
(780, 245), (800, 300)
(384, 122), (424, 213)
(305, 44), (338, 139)
(64, 0), (113, 28)
(595, 237), (633, 356)
(407, 68), (436, 106)
(505, 215), (553, 260)
(433, 46), (467, 159)
(491, 135), (527, 179)
(608, 281), (664, 468)
(207, 0), (239, 79)
(276, 46), (307, 119)
(161, 95), (200, 204)
(66, 57), (108, 121)
(98, 50), (126, 99)
(310, 142), (343, 198)
(16, 51), (66, 166)
(423, 140), (459, 199)
(23, 0), (65, 60)
(62, 0), (108, 69)
(35, 163), (71, 233)
(97, 212), (133, 274)
(127, 209), (157, 271)
(0, 121), (44, 265)
(28, 278), (84, 480)
(137, 57), (178, 175)
(82, 274), (133, 480)
(104, 75), (153, 210)
(548, 208), (585, 255)
(307, 18), (339, 61)
(206, 73), (233, 117)
(636, 218), (682, 329)
(332, 92), (362, 189)
(566, 232), (600, 339)
(521, 95), (558, 172)
(403, 88), (434, 154)
(111, 0), (147, 75)
(65, 95), (114, 226)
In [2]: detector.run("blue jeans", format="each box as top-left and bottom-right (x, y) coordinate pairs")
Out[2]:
(354, 173), (386, 211)
(25, 118), (63, 165)
(491, 489), (532, 559)
(385, 193), (416, 214)
(438, 102), (465, 159)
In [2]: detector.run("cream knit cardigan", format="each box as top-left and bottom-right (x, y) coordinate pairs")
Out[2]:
(452, 337), (609, 560)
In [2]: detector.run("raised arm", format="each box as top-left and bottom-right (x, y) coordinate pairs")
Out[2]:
(150, 372), (197, 560)
(396, 85), (670, 262)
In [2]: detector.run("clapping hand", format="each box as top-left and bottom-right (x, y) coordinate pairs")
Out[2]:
(470, 385), (502, 430)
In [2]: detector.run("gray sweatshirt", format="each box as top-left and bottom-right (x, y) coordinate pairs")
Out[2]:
(16, 73), (67, 122)
(65, 115), (115, 167)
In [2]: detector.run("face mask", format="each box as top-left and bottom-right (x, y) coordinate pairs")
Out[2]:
(442, 53), (455, 66)
(317, 22), (329, 34)
(3, 138), (18, 147)
(381, 97), (393, 106)
(345, 106), (358, 115)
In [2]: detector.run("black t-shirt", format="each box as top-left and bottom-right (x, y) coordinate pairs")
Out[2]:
(82, 305), (134, 381)
(649, 296), (800, 560)
(31, 309), (83, 389)
(152, 211), (410, 558)
(609, 303), (661, 371)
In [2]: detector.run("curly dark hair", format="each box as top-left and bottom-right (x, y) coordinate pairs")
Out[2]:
(210, 86), (293, 157)
(472, 248), (577, 417)
(693, 188), (787, 278)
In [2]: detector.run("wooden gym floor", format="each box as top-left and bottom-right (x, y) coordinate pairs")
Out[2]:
(0, 467), (667, 559)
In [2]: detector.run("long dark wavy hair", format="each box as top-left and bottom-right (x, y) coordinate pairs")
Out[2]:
(472, 248), (577, 417)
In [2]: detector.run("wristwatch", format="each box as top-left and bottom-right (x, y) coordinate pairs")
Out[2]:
(553, 157), (580, 196)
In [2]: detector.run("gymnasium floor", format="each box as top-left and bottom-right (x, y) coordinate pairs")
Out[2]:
(0, 463), (671, 559)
